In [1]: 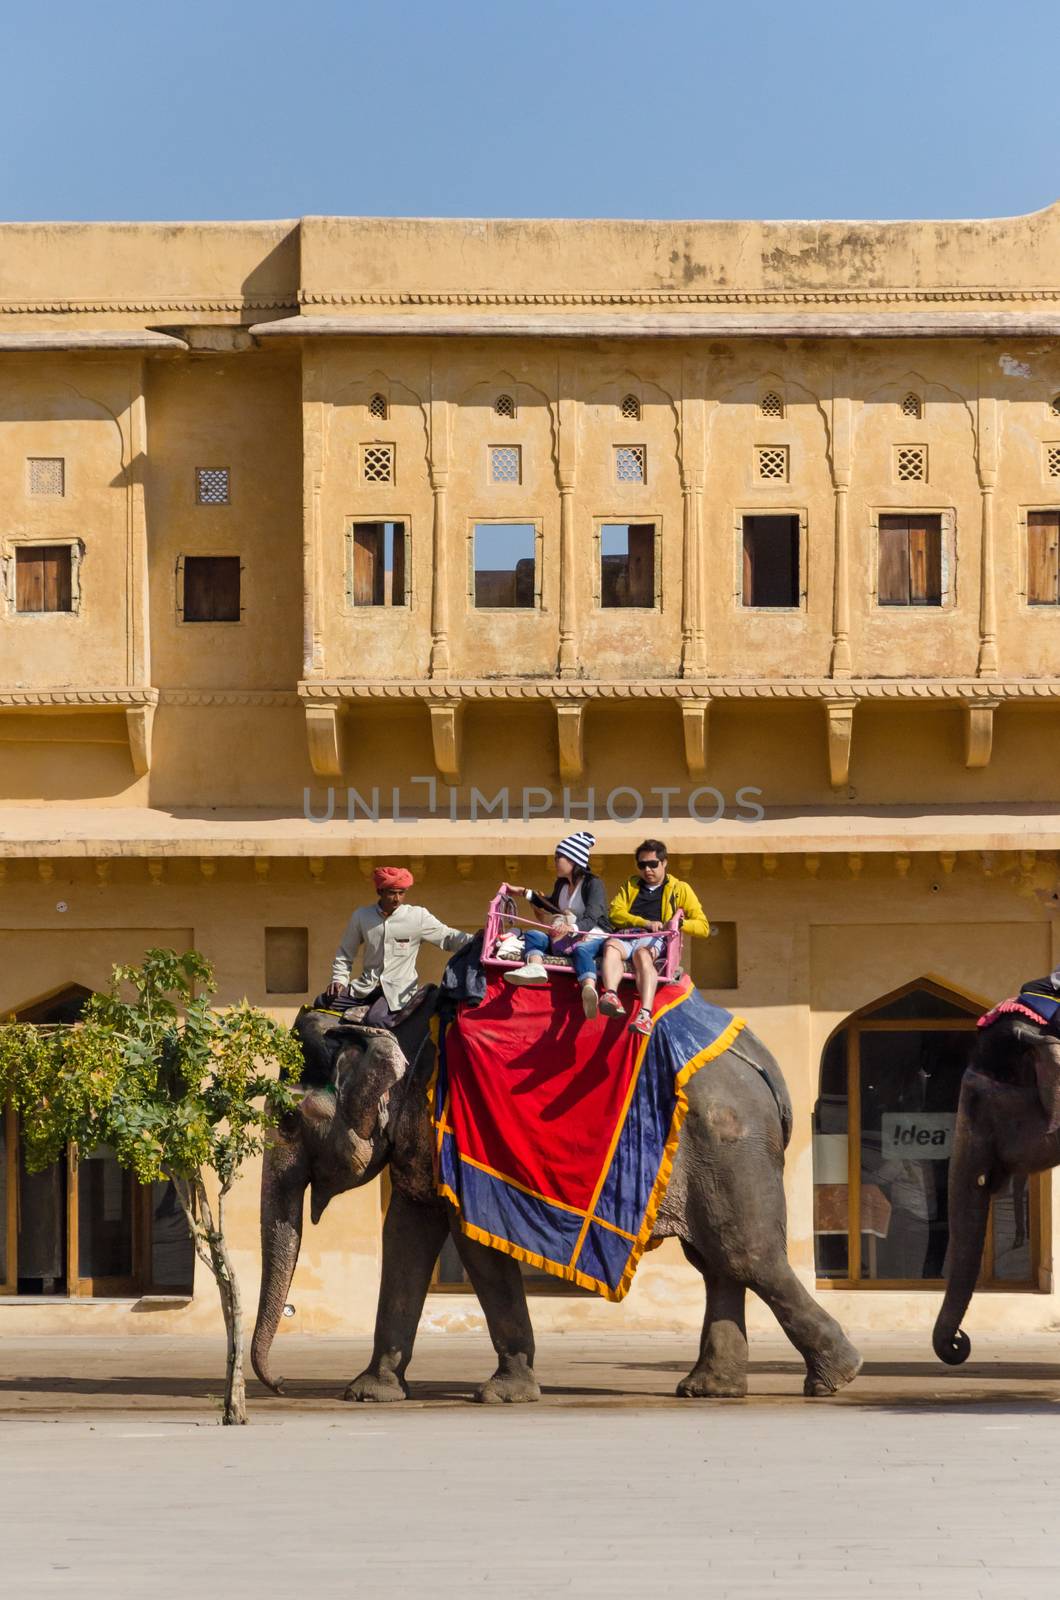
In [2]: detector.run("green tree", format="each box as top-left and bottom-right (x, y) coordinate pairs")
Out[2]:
(0, 948), (302, 1425)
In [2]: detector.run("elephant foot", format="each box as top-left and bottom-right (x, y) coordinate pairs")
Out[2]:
(476, 1366), (541, 1405)
(344, 1368), (408, 1403)
(676, 1368), (748, 1400)
(803, 1335), (863, 1398)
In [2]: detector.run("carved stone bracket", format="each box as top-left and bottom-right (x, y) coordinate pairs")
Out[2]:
(126, 704), (155, 778)
(824, 699), (857, 789)
(555, 701), (585, 783)
(680, 697), (710, 778)
(428, 698), (463, 784)
(305, 704), (344, 779)
(963, 699), (999, 768)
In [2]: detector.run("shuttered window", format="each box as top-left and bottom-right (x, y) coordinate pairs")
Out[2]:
(742, 515), (800, 607)
(182, 556), (241, 622)
(600, 522), (656, 608)
(1027, 511), (1060, 605)
(877, 515), (943, 606)
(349, 522), (407, 606)
(15, 546), (73, 613)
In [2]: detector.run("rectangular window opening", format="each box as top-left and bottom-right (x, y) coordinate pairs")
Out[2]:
(1027, 510), (1060, 605)
(350, 521), (407, 607)
(265, 927), (309, 995)
(742, 515), (799, 607)
(600, 522), (655, 608)
(877, 514), (943, 607)
(614, 445), (646, 484)
(182, 555), (241, 622)
(196, 467), (230, 505)
(27, 457), (65, 497)
(473, 522), (536, 609)
(362, 444), (394, 484)
(15, 546), (73, 613)
(489, 445), (521, 484)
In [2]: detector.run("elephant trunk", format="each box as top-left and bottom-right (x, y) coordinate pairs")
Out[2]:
(252, 1131), (308, 1395)
(932, 1100), (992, 1367)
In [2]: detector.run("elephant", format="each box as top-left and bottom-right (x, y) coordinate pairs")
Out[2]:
(253, 992), (863, 1404)
(933, 1011), (1060, 1365)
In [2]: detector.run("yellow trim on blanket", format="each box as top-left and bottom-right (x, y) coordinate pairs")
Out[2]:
(428, 978), (749, 1300)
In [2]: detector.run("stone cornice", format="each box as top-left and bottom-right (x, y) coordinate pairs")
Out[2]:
(0, 331), (189, 353)
(300, 287), (1060, 309)
(0, 298), (295, 317)
(158, 689), (300, 707)
(0, 687), (158, 709)
(298, 678), (1060, 704)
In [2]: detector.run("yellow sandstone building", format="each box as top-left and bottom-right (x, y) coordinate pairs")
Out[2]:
(2, 209), (1060, 1343)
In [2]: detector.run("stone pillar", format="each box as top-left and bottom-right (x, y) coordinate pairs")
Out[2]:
(680, 472), (705, 676)
(977, 479), (998, 676)
(429, 469), (451, 676)
(830, 477), (851, 676)
(557, 471), (577, 676)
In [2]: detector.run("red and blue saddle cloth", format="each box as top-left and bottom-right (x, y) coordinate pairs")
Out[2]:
(429, 974), (745, 1301)
(977, 977), (1060, 1034)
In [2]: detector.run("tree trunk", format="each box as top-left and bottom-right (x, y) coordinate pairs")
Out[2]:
(196, 1179), (247, 1425)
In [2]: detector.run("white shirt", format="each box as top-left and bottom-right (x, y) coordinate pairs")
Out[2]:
(331, 901), (472, 1010)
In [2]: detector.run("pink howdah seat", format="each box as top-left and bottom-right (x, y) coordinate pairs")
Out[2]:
(481, 883), (684, 985)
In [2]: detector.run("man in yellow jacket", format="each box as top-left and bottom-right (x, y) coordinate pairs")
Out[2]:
(599, 839), (710, 1035)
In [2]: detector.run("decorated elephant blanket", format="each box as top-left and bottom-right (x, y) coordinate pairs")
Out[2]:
(430, 975), (745, 1301)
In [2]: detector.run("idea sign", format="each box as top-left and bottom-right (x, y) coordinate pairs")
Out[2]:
(880, 1112), (955, 1160)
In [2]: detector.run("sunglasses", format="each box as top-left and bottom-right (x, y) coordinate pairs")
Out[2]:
(637, 859), (662, 869)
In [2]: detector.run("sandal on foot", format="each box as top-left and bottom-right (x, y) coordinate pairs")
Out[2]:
(598, 989), (623, 1018)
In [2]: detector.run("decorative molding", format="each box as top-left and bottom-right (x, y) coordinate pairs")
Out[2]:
(304, 705), (344, 779)
(297, 677), (1060, 705)
(0, 687), (158, 709)
(0, 297), (295, 316)
(125, 705), (154, 778)
(298, 287), (1060, 309)
(555, 702), (585, 783)
(158, 689), (300, 706)
(824, 700), (857, 789)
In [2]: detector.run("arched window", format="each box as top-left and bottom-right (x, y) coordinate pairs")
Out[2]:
(368, 393), (388, 421)
(494, 393), (516, 420)
(1050, 395), (1060, 419)
(901, 392), (922, 420)
(620, 394), (641, 422)
(812, 978), (1036, 1290)
(760, 391), (784, 419)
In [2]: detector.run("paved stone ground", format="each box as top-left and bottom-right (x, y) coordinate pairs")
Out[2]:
(1, 1331), (1060, 1597)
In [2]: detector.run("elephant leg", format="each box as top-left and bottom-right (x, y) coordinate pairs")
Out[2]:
(345, 1186), (448, 1402)
(676, 1249), (749, 1399)
(449, 1226), (540, 1405)
(746, 1252), (861, 1397)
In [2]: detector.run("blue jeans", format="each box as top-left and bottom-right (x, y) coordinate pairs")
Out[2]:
(523, 928), (606, 982)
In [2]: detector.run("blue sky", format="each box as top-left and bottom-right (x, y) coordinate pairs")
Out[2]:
(2, 0), (1057, 223)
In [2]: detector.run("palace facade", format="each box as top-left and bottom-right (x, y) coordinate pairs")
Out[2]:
(2, 209), (1060, 1338)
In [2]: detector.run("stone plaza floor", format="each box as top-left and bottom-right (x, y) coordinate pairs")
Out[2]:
(1, 1330), (1060, 1597)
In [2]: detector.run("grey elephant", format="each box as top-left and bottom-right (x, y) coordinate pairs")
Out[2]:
(933, 1009), (1060, 1365)
(253, 996), (862, 1403)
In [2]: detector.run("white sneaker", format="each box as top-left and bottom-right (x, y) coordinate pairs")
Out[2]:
(504, 962), (549, 986)
(581, 981), (599, 1020)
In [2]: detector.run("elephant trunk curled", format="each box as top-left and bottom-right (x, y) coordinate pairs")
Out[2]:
(252, 1125), (309, 1395)
(932, 1089), (991, 1367)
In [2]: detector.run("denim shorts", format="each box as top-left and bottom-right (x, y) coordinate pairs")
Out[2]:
(612, 934), (666, 961)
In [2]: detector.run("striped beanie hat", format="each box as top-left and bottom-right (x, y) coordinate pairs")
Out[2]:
(554, 831), (595, 871)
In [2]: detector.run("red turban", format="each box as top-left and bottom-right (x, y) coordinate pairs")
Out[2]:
(373, 865), (414, 892)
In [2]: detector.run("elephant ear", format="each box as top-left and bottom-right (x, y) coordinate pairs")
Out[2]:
(334, 1028), (409, 1139)
(1032, 1036), (1060, 1133)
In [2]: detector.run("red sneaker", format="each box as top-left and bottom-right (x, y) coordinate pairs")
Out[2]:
(629, 1007), (653, 1036)
(599, 989), (623, 1018)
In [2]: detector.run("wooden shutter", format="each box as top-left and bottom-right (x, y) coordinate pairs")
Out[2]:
(1027, 511), (1060, 604)
(183, 556), (241, 621)
(742, 518), (756, 605)
(16, 546), (71, 613)
(389, 522), (406, 606)
(908, 516), (942, 605)
(351, 524), (384, 606)
(878, 516), (911, 605)
(627, 523), (655, 606)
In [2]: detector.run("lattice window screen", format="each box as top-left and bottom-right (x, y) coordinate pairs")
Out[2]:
(901, 393), (922, 419)
(369, 393), (388, 421)
(196, 467), (230, 505)
(896, 445), (927, 482)
(1047, 444), (1060, 479)
(620, 394), (641, 421)
(494, 394), (516, 419)
(755, 445), (789, 482)
(27, 458), (65, 497)
(615, 445), (646, 483)
(362, 444), (394, 484)
(760, 392), (784, 419)
(489, 445), (521, 483)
